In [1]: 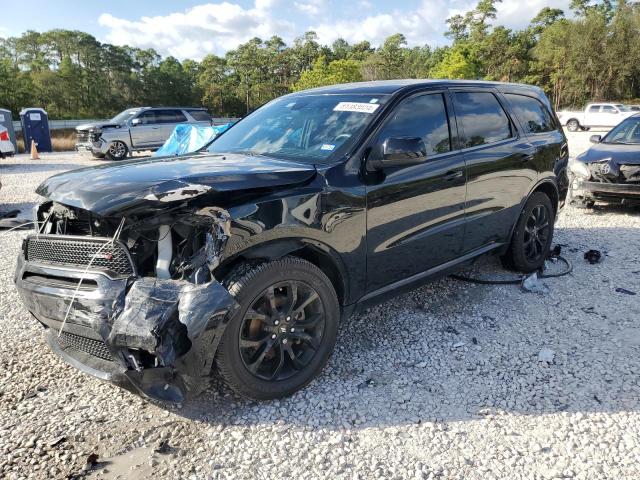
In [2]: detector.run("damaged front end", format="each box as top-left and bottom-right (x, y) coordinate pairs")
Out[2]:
(570, 157), (640, 206)
(15, 201), (238, 403)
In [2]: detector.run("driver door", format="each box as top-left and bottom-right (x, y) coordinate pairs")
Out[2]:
(365, 91), (467, 293)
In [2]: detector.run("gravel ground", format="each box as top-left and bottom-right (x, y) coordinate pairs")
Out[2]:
(1, 134), (639, 479)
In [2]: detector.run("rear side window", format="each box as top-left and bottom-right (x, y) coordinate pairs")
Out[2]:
(588, 105), (600, 113)
(154, 110), (187, 123)
(454, 92), (512, 148)
(505, 94), (556, 134)
(378, 93), (451, 156)
(187, 110), (212, 122)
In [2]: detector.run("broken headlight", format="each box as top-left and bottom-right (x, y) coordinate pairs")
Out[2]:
(568, 158), (591, 180)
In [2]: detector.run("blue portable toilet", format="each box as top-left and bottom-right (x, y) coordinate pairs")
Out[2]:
(0, 108), (17, 151)
(20, 108), (52, 153)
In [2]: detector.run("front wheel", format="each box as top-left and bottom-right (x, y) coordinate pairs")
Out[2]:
(566, 119), (580, 132)
(216, 257), (340, 400)
(502, 192), (555, 273)
(105, 141), (128, 161)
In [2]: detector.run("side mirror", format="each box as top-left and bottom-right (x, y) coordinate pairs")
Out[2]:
(590, 134), (602, 143)
(369, 137), (427, 170)
(131, 118), (141, 126)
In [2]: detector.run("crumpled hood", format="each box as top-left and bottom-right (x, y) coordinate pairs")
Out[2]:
(36, 153), (317, 215)
(578, 142), (640, 165)
(76, 122), (122, 132)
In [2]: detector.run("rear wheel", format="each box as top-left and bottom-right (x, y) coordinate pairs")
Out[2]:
(216, 257), (340, 400)
(105, 141), (128, 161)
(566, 119), (580, 132)
(502, 192), (555, 273)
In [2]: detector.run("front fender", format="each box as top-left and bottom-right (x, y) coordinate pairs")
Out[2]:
(100, 130), (132, 150)
(216, 188), (367, 304)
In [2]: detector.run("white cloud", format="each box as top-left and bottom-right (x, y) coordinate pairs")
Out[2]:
(98, 1), (294, 60)
(495, 0), (572, 30)
(294, 0), (326, 16)
(97, 0), (572, 60)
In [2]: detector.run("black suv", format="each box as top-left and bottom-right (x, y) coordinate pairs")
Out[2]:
(16, 80), (568, 403)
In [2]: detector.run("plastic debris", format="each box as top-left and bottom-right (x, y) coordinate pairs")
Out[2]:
(538, 348), (555, 363)
(615, 287), (636, 296)
(521, 272), (549, 294)
(584, 250), (602, 264)
(452, 341), (466, 349)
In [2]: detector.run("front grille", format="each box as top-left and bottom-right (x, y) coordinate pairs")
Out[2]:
(76, 131), (91, 143)
(57, 330), (114, 361)
(25, 236), (134, 276)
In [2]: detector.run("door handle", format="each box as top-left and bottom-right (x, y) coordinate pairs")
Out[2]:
(444, 170), (464, 181)
(520, 153), (535, 162)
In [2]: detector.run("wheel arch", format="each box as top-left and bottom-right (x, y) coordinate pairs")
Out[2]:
(505, 179), (559, 247)
(215, 238), (349, 307)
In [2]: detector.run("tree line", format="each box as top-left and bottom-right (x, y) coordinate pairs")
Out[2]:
(1, 0), (639, 119)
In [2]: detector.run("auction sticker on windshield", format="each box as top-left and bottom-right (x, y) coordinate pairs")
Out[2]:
(334, 102), (380, 114)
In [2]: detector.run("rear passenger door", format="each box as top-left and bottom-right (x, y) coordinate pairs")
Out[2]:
(154, 109), (188, 143)
(504, 93), (568, 203)
(451, 89), (537, 253)
(365, 91), (466, 293)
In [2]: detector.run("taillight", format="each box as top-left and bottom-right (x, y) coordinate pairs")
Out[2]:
(0, 130), (9, 141)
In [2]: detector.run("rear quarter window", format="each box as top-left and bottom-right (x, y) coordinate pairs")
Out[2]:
(453, 91), (512, 148)
(187, 110), (212, 122)
(505, 94), (556, 134)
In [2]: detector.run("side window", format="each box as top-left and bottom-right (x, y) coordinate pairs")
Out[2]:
(454, 91), (512, 148)
(588, 105), (601, 113)
(377, 93), (451, 156)
(505, 94), (556, 134)
(155, 110), (186, 123)
(187, 110), (212, 122)
(602, 105), (617, 114)
(136, 111), (158, 125)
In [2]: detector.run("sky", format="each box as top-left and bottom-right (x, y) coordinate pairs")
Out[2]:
(1, 0), (572, 60)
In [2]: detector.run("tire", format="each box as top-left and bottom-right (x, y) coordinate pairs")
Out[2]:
(216, 257), (340, 400)
(566, 119), (580, 132)
(105, 141), (128, 161)
(502, 192), (555, 273)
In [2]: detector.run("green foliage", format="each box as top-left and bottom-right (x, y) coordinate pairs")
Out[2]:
(1, 1), (639, 118)
(293, 56), (363, 91)
(430, 45), (478, 79)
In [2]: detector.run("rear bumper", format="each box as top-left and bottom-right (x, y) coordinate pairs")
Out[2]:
(15, 247), (237, 403)
(0, 139), (15, 155)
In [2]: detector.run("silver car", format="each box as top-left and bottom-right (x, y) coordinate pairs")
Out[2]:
(75, 107), (213, 160)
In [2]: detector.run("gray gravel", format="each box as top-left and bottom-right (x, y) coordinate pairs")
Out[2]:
(1, 135), (639, 479)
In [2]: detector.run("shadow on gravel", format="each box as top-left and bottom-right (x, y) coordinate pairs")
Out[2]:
(154, 225), (640, 430)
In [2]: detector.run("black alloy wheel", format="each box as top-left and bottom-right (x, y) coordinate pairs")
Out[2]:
(238, 281), (325, 381)
(216, 257), (340, 400)
(502, 192), (555, 273)
(523, 204), (550, 263)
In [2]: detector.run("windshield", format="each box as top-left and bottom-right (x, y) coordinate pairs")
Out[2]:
(207, 94), (389, 163)
(110, 109), (140, 124)
(615, 104), (631, 112)
(602, 116), (640, 144)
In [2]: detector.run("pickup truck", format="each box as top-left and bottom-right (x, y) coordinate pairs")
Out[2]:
(75, 107), (213, 160)
(557, 103), (635, 132)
